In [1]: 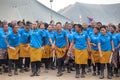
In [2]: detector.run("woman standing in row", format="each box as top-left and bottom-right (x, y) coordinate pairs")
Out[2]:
(68, 24), (91, 78)
(29, 22), (53, 77)
(90, 27), (100, 76)
(54, 22), (69, 77)
(98, 26), (114, 79)
(110, 25), (120, 77)
(6, 25), (20, 76)
(19, 24), (30, 73)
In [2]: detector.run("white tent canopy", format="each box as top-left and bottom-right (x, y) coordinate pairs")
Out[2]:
(59, 2), (120, 24)
(0, 0), (72, 23)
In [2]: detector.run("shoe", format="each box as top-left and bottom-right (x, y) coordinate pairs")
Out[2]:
(19, 69), (24, 73)
(92, 71), (96, 76)
(57, 72), (63, 77)
(0, 69), (2, 74)
(75, 74), (79, 78)
(107, 75), (112, 79)
(14, 70), (18, 75)
(8, 71), (12, 76)
(24, 67), (30, 72)
(81, 73), (85, 78)
(99, 71), (104, 79)
(36, 68), (40, 76)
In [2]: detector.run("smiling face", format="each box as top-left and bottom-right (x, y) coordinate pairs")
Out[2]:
(48, 25), (53, 32)
(25, 25), (30, 31)
(13, 25), (18, 33)
(75, 25), (82, 33)
(56, 23), (62, 31)
(101, 27), (107, 35)
(33, 22), (38, 29)
(94, 27), (99, 34)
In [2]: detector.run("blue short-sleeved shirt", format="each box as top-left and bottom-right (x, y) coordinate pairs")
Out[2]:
(73, 32), (88, 50)
(45, 30), (54, 45)
(98, 33), (112, 51)
(90, 33), (100, 50)
(87, 27), (94, 36)
(111, 33), (119, 49)
(66, 30), (74, 43)
(54, 30), (67, 48)
(6, 31), (20, 47)
(29, 29), (46, 48)
(19, 29), (30, 44)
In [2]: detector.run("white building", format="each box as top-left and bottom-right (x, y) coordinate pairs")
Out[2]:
(0, 0), (72, 23)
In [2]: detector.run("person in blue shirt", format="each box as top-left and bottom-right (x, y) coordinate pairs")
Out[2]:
(110, 25), (120, 77)
(68, 24), (91, 78)
(89, 27), (100, 76)
(29, 22), (53, 77)
(82, 23), (89, 35)
(0, 23), (11, 74)
(98, 25), (114, 79)
(53, 22), (69, 77)
(5, 25), (20, 76)
(39, 23), (52, 73)
(65, 23), (75, 73)
(19, 24), (30, 73)
(87, 21), (96, 36)
(45, 24), (55, 70)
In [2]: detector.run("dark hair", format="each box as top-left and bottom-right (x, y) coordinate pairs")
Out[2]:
(44, 23), (49, 29)
(100, 25), (107, 30)
(94, 27), (100, 31)
(97, 22), (102, 25)
(76, 24), (83, 30)
(111, 25), (116, 30)
(50, 20), (54, 24)
(56, 22), (62, 25)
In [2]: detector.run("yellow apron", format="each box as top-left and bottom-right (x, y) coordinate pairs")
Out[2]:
(8, 46), (20, 60)
(30, 47), (43, 62)
(56, 47), (66, 59)
(20, 43), (30, 58)
(74, 49), (88, 64)
(100, 51), (111, 64)
(42, 45), (52, 58)
(87, 48), (91, 59)
(91, 50), (100, 63)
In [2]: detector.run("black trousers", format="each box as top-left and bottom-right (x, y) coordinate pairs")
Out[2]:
(100, 63), (111, 75)
(57, 55), (66, 72)
(49, 58), (54, 68)
(0, 59), (8, 66)
(93, 63), (100, 72)
(19, 57), (30, 69)
(31, 61), (41, 70)
(42, 58), (49, 69)
(75, 64), (86, 74)
(8, 59), (18, 72)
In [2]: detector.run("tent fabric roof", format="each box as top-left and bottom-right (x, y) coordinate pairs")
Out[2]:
(0, 0), (72, 23)
(59, 2), (120, 24)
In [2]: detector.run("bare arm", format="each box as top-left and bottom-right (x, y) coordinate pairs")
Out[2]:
(87, 38), (91, 52)
(111, 40), (114, 52)
(66, 36), (69, 50)
(98, 43), (102, 57)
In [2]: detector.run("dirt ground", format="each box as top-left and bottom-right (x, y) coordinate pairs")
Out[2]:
(0, 68), (119, 80)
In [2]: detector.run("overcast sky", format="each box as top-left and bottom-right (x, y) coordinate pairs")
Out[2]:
(37, 0), (120, 11)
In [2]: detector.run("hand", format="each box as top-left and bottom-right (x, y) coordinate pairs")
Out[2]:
(66, 44), (69, 50)
(67, 49), (71, 57)
(92, 43), (96, 47)
(100, 53), (103, 58)
(26, 45), (30, 50)
(112, 48), (115, 52)
(51, 44), (55, 49)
